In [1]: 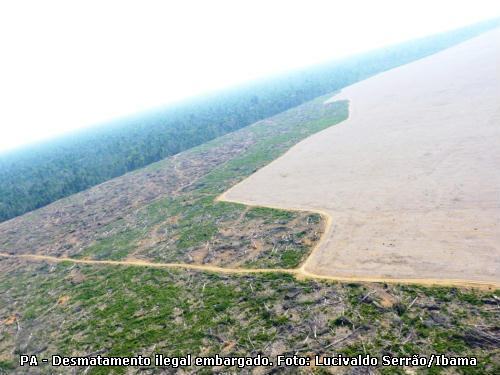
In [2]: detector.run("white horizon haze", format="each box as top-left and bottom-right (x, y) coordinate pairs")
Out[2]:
(1, 0), (499, 152)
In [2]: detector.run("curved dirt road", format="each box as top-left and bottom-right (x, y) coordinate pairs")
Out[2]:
(1, 248), (497, 289)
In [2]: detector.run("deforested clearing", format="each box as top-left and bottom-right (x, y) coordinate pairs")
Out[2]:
(221, 28), (500, 285)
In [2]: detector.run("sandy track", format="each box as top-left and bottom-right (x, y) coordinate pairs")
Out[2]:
(0, 252), (294, 275)
(1, 251), (497, 289)
(219, 29), (500, 285)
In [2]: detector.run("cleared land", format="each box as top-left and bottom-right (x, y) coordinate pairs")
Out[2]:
(221, 29), (500, 285)
(2, 257), (499, 374)
(0, 96), (348, 270)
(1, 32), (500, 374)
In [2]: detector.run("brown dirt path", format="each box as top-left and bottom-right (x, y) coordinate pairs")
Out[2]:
(1, 248), (497, 290)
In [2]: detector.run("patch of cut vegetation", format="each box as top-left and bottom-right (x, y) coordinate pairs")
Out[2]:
(1, 258), (498, 374)
(83, 99), (346, 268)
(1, 97), (346, 269)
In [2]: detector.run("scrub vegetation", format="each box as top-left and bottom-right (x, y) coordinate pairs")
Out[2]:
(0, 259), (498, 374)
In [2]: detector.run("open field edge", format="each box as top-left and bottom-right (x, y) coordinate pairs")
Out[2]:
(2, 189), (498, 292)
(216, 192), (500, 291)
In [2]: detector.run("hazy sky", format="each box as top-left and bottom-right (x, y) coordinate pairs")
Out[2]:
(1, 0), (499, 152)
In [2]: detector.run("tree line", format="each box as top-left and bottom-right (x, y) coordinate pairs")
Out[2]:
(1, 18), (498, 222)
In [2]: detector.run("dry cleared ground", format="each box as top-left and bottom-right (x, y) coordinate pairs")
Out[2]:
(221, 29), (500, 285)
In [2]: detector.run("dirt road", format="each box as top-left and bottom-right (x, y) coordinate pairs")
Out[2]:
(1, 250), (497, 289)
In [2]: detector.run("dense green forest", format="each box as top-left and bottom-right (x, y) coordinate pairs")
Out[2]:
(1, 18), (499, 223)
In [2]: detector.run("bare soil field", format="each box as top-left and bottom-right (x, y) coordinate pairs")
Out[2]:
(221, 29), (500, 285)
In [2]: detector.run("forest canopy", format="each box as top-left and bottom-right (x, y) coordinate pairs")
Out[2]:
(0, 18), (498, 222)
